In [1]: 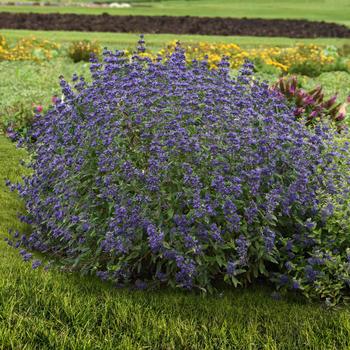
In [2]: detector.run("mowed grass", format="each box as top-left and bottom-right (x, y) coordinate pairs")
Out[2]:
(1, 136), (350, 349)
(0, 58), (90, 131)
(0, 0), (349, 27)
(2, 30), (350, 49)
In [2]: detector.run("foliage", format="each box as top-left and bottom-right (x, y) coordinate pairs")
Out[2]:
(8, 39), (350, 304)
(300, 71), (350, 112)
(0, 34), (60, 61)
(0, 58), (90, 137)
(340, 44), (350, 56)
(68, 40), (102, 62)
(1, 103), (38, 141)
(274, 75), (349, 132)
(285, 44), (342, 77)
(277, 133), (350, 305)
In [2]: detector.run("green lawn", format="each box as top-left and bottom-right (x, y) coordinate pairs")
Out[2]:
(2, 30), (350, 50)
(0, 58), (89, 132)
(1, 135), (350, 349)
(0, 0), (350, 27)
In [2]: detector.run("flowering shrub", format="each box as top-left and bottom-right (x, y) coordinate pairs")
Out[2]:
(279, 44), (339, 76)
(68, 40), (101, 62)
(8, 39), (350, 303)
(0, 34), (60, 61)
(274, 133), (350, 305)
(274, 76), (349, 132)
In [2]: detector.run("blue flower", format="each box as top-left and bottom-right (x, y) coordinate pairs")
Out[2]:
(32, 259), (42, 269)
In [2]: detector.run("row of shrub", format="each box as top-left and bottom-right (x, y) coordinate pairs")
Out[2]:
(1, 33), (350, 77)
(0, 35), (100, 62)
(50, 40), (350, 77)
(6, 38), (350, 305)
(160, 41), (350, 77)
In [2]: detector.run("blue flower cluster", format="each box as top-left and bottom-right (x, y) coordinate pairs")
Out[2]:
(8, 39), (350, 301)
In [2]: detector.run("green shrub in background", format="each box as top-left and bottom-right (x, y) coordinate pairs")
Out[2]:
(68, 40), (102, 62)
(339, 44), (350, 57)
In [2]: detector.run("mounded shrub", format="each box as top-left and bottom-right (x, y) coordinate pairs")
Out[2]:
(8, 38), (350, 303)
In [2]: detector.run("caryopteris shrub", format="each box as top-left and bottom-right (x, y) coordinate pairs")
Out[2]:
(8, 38), (350, 303)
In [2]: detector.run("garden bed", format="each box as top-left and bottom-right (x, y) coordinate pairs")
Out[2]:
(0, 12), (350, 37)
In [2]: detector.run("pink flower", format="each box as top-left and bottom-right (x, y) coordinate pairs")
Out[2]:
(310, 110), (318, 118)
(303, 96), (314, 106)
(36, 105), (43, 113)
(323, 94), (337, 109)
(294, 107), (305, 116)
(336, 113), (345, 121)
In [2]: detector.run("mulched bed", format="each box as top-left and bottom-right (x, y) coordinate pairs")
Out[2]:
(0, 12), (350, 38)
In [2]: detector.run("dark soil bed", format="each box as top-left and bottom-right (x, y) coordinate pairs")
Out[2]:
(0, 12), (349, 38)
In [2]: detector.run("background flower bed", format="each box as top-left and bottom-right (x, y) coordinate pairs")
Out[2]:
(1, 33), (350, 75)
(1, 33), (350, 137)
(8, 41), (350, 304)
(160, 41), (350, 75)
(0, 34), (60, 61)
